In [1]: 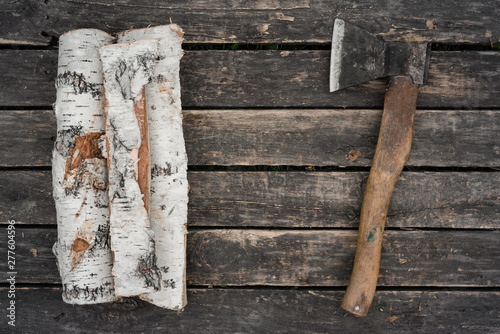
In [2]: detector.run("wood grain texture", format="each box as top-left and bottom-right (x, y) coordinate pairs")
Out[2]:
(1, 0), (499, 45)
(1, 171), (498, 229)
(0, 110), (55, 167)
(1, 50), (499, 108)
(2, 109), (499, 167)
(1, 228), (499, 287)
(1, 287), (499, 333)
(341, 76), (419, 316)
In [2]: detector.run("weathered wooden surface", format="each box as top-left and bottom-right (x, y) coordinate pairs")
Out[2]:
(1, 0), (498, 329)
(1, 50), (499, 108)
(1, 228), (499, 287)
(1, 0), (499, 45)
(1, 171), (498, 229)
(2, 287), (499, 333)
(0, 110), (54, 167)
(2, 109), (499, 167)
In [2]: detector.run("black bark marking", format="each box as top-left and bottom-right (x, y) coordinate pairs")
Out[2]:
(163, 278), (176, 289)
(112, 52), (157, 100)
(54, 125), (82, 156)
(151, 162), (178, 177)
(114, 59), (131, 100)
(136, 53), (157, 77)
(88, 224), (111, 253)
(108, 119), (134, 201)
(137, 250), (161, 291)
(152, 73), (167, 84)
(56, 71), (102, 98)
(62, 283), (115, 302)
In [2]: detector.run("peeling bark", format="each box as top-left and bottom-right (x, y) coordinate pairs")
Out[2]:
(100, 40), (161, 297)
(118, 25), (188, 309)
(135, 87), (150, 214)
(52, 29), (117, 304)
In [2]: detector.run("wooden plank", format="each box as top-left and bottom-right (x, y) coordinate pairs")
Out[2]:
(2, 171), (498, 229)
(3, 287), (499, 333)
(187, 172), (500, 229)
(0, 171), (55, 225)
(1, 228), (498, 287)
(0, 110), (55, 167)
(183, 109), (500, 167)
(1, 0), (499, 45)
(1, 50), (499, 108)
(2, 109), (499, 167)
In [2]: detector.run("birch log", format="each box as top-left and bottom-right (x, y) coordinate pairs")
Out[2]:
(100, 40), (163, 297)
(118, 25), (188, 310)
(52, 29), (117, 304)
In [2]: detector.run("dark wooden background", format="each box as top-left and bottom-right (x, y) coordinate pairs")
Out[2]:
(0, 1), (499, 333)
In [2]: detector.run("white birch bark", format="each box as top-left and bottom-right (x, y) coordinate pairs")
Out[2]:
(52, 29), (118, 304)
(100, 40), (162, 297)
(118, 25), (188, 309)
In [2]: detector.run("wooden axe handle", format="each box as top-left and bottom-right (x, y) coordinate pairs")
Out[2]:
(341, 75), (418, 316)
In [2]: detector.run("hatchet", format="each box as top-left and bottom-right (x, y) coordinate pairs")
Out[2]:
(330, 19), (430, 317)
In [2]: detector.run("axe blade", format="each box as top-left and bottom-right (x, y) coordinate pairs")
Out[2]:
(329, 19), (430, 93)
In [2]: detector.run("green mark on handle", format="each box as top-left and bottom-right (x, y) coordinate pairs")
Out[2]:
(367, 226), (383, 242)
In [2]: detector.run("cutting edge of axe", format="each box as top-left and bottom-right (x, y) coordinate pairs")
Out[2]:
(329, 19), (430, 317)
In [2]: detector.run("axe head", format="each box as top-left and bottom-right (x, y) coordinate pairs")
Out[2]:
(330, 19), (430, 92)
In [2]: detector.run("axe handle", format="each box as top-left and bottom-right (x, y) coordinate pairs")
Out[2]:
(341, 75), (418, 317)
